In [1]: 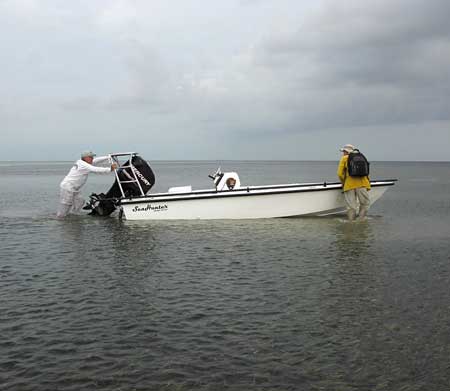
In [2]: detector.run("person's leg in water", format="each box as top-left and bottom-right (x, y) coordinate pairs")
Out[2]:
(71, 192), (85, 214)
(56, 202), (72, 218)
(344, 190), (358, 221)
(56, 188), (77, 219)
(356, 188), (370, 220)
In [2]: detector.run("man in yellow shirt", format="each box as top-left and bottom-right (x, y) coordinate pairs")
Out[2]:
(337, 144), (371, 221)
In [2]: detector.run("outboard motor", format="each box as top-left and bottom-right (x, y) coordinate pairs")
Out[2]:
(86, 154), (155, 216)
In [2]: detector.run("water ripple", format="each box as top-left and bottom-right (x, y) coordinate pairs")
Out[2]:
(1, 162), (450, 390)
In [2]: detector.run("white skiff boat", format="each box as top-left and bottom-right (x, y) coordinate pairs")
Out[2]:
(87, 152), (396, 220)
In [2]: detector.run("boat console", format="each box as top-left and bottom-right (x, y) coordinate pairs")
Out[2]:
(209, 168), (241, 190)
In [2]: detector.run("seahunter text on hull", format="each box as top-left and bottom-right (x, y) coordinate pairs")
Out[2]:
(84, 152), (397, 220)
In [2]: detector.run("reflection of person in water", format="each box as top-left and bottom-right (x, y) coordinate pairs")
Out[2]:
(226, 177), (236, 190)
(335, 219), (373, 261)
(321, 220), (375, 352)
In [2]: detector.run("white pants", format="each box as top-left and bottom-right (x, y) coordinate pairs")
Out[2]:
(344, 188), (370, 213)
(56, 187), (85, 218)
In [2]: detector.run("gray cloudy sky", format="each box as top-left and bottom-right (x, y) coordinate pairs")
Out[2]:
(1, 0), (449, 161)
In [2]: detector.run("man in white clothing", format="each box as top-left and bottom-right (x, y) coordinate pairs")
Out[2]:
(57, 151), (117, 218)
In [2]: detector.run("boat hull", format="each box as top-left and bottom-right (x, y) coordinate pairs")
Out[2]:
(119, 181), (394, 220)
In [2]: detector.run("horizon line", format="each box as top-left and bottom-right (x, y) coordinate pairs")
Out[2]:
(1, 159), (449, 163)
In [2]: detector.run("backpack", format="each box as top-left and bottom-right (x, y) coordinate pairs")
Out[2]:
(347, 149), (370, 177)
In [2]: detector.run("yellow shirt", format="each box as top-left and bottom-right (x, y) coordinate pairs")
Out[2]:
(337, 155), (371, 192)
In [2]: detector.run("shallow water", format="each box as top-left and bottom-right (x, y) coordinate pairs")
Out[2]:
(1, 161), (449, 390)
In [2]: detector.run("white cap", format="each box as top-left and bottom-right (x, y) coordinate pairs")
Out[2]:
(81, 150), (96, 158)
(340, 144), (355, 153)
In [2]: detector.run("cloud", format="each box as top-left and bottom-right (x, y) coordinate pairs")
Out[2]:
(93, 0), (450, 134)
(243, 0), (450, 129)
(1, 0), (449, 160)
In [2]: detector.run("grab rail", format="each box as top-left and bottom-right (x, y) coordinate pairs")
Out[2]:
(108, 152), (145, 198)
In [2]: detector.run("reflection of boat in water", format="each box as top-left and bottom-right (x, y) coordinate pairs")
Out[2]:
(85, 152), (397, 221)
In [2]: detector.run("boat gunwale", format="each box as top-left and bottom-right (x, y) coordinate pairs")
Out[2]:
(119, 179), (397, 205)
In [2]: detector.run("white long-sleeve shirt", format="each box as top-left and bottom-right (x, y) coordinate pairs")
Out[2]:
(60, 156), (112, 191)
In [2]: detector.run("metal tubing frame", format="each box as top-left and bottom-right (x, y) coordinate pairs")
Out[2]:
(108, 152), (146, 198)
